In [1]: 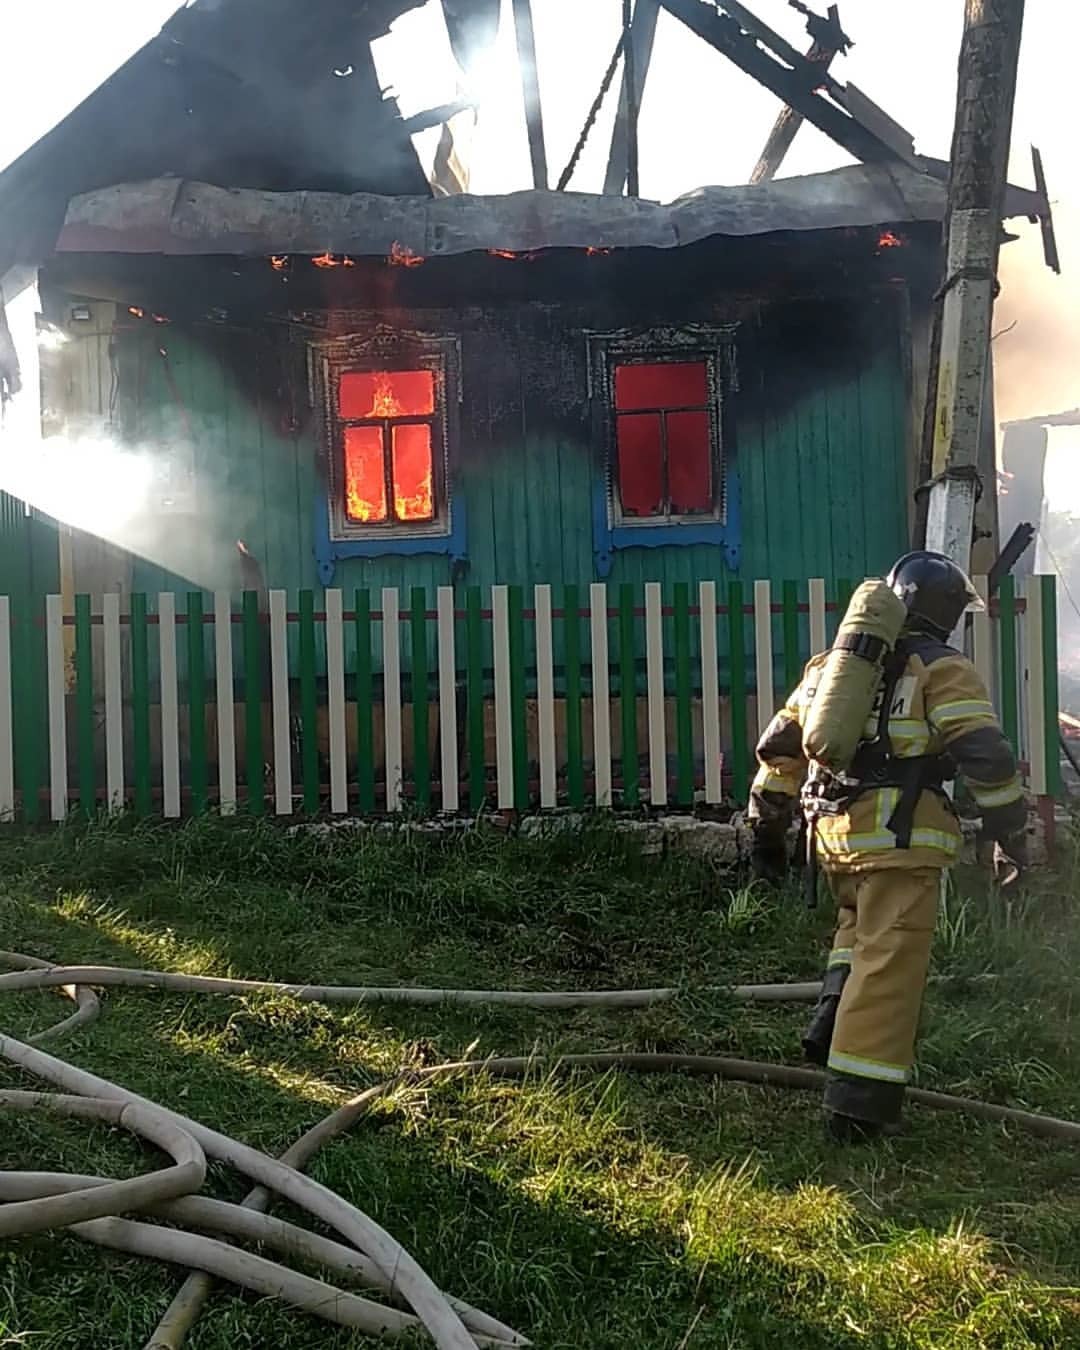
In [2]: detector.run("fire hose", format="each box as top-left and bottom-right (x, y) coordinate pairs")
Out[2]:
(2, 955), (1080, 1350)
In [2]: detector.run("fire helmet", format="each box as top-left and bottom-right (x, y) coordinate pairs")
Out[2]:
(885, 550), (983, 639)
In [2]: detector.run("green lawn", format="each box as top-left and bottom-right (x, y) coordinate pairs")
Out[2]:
(1, 816), (1079, 1349)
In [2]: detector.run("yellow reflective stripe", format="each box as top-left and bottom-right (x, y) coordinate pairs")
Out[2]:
(969, 779), (1023, 809)
(817, 824), (959, 855)
(828, 1050), (909, 1083)
(930, 699), (996, 728)
(752, 767), (801, 796)
(910, 828), (960, 853)
(828, 948), (853, 968)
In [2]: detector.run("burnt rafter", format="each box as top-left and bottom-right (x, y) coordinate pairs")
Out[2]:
(660, 0), (915, 168)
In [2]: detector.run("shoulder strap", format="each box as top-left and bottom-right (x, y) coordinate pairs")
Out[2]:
(873, 644), (909, 751)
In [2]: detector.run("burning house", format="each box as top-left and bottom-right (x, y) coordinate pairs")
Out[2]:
(0, 0), (1060, 817)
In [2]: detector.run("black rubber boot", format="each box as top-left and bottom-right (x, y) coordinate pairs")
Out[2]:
(823, 1111), (885, 1145)
(823, 1073), (904, 1144)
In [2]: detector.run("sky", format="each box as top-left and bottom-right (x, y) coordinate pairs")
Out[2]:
(1, 0), (1078, 513)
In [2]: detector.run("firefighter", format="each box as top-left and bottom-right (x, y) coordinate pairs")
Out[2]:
(749, 551), (1028, 1142)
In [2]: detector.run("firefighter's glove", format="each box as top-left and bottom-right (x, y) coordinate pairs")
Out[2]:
(992, 831), (1027, 890)
(750, 819), (790, 883)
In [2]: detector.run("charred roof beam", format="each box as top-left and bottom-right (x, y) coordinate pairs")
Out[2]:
(661, 0), (917, 168)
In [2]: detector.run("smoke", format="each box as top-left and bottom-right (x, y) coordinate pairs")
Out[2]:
(995, 207), (1080, 428)
(0, 413), (236, 591)
(992, 207), (1080, 687)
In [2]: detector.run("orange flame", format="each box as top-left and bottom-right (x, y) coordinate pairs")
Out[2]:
(388, 241), (425, 268)
(392, 424), (434, 521)
(487, 248), (537, 261)
(368, 372), (402, 418)
(344, 419), (434, 524)
(585, 246), (612, 256)
(128, 306), (145, 318)
(270, 255), (288, 270)
(312, 253), (356, 269)
(877, 230), (905, 250)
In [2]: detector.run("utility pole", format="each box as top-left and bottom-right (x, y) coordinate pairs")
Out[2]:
(923, 0), (1026, 568)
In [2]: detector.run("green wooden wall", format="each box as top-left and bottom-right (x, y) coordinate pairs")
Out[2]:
(115, 289), (909, 608)
(1, 489), (60, 820)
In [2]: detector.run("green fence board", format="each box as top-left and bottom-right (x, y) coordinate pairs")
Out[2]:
(242, 591), (264, 815)
(466, 587), (485, 812)
(564, 585), (584, 808)
(131, 593), (151, 818)
(187, 592), (207, 815)
(998, 576), (1019, 755)
(728, 580), (748, 802)
(300, 590), (319, 814)
(74, 594), (94, 816)
(354, 590), (375, 814)
(619, 583), (638, 806)
(508, 585), (528, 810)
(674, 582), (693, 806)
(1042, 575), (1062, 797)
(411, 587), (430, 811)
(782, 580), (800, 692)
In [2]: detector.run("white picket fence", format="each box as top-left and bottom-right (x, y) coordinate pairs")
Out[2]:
(0, 575), (1059, 822)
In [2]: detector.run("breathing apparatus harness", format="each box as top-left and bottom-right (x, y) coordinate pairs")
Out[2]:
(800, 636), (955, 907)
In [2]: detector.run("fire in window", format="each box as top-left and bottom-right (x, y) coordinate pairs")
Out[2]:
(612, 360), (716, 519)
(338, 369), (437, 526)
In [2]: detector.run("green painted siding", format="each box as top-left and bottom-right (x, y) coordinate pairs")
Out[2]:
(87, 280), (909, 705)
(1, 490), (60, 820)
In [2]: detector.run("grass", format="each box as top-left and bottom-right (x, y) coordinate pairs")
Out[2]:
(0, 813), (1079, 1349)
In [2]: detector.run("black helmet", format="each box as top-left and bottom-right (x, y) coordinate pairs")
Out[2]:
(886, 551), (983, 639)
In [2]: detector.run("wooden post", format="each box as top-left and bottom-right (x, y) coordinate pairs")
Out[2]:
(923, 0), (1026, 568)
(622, 0), (640, 198)
(512, 0), (548, 189)
(604, 0), (659, 195)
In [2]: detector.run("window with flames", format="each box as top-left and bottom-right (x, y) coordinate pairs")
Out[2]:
(335, 368), (441, 530)
(611, 359), (719, 521)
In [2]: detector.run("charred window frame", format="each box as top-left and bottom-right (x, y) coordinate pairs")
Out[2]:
(587, 325), (741, 576)
(311, 327), (466, 583)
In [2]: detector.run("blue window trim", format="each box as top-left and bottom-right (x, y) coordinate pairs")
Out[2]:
(314, 497), (468, 585)
(591, 474), (741, 579)
(310, 328), (467, 585)
(586, 322), (742, 579)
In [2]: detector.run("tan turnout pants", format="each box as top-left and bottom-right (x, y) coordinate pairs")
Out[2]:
(823, 866), (941, 1122)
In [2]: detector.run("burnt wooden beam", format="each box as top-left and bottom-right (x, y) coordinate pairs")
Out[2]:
(750, 4), (849, 184)
(604, 0), (660, 196)
(512, 0), (549, 189)
(1031, 146), (1061, 275)
(987, 523), (1037, 596)
(402, 99), (476, 135)
(661, 0), (910, 167)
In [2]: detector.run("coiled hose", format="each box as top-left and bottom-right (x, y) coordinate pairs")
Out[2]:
(2, 954), (1079, 1350)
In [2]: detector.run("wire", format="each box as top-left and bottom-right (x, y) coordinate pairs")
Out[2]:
(1043, 537), (1080, 624)
(556, 29), (626, 192)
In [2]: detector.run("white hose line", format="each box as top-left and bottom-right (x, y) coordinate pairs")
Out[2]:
(0, 961), (996, 1012)
(0, 1171), (527, 1347)
(0, 1092), (205, 1238)
(0, 951), (100, 1044)
(61, 1215), (432, 1340)
(0, 963), (822, 1007)
(0, 1033), (480, 1350)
